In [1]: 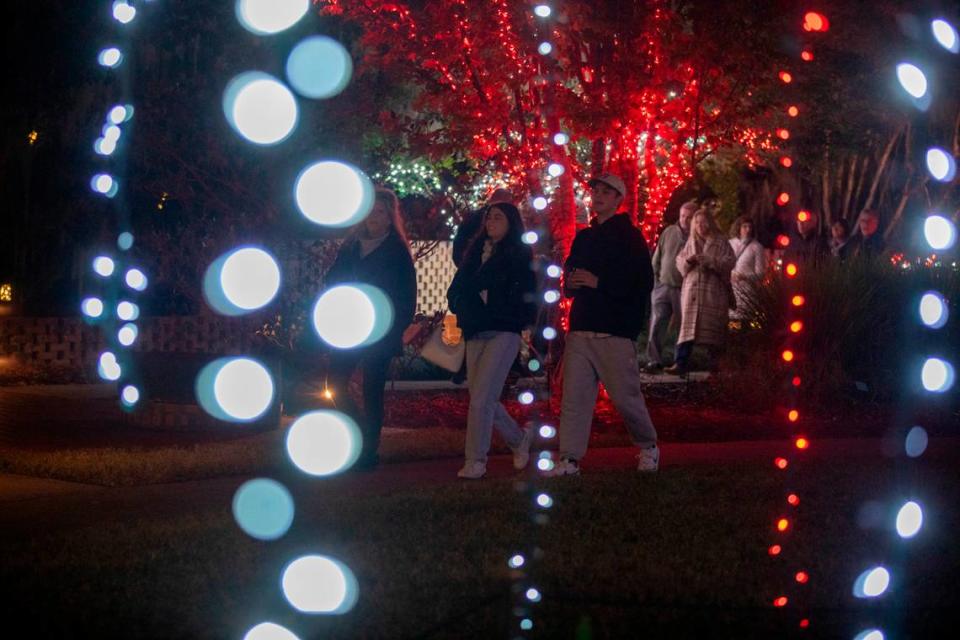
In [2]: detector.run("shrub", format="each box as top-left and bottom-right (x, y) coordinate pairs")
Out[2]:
(725, 259), (959, 406)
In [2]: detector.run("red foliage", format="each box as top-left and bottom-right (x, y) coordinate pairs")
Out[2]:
(321, 0), (786, 252)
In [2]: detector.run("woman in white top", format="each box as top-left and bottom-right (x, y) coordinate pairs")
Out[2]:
(728, 216), (767, 319)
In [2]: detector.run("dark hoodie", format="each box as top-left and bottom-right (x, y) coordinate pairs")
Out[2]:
(563, 213), (653, 339)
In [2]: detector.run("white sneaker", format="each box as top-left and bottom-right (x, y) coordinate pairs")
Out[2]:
(637, 445), (659, 472)
(457, 461), (487, 479)
(544, 458), (580, 477)
(512, 428), (534, 470)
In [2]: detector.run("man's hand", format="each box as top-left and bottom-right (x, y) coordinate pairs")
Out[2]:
(568, 268), (599, 289)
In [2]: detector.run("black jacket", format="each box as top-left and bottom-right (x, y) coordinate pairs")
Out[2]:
(447, 242), (537, 340)
(325, 233), (417, 357)
(840, 232), (886, 260)
(563, 213), (653, 339)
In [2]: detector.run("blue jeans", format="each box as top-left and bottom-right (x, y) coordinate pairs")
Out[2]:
(464, 331), (524, 463)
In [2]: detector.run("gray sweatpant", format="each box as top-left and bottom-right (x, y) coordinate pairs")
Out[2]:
(645, 282), (682, 365)
(465, 331), (525, 463)
(559, 333), (657, 461)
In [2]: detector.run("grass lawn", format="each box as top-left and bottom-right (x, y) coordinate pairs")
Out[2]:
(2, 457), (958, 638)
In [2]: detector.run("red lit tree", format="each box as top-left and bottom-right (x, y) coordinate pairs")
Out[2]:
(321, 0), (791, 255)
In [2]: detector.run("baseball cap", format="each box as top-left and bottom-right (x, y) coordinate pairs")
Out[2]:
(588, 173), (626, 197)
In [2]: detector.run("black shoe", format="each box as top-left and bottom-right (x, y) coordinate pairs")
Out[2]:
(663, 363), (687, 376)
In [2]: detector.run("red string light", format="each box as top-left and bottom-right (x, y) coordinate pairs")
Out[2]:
(787, 493), (800, 506)
(795, 437), (809, 450)
(775, 457), (789, 469)
(790, 320), (803, 333)
(774, 596), (789, 607)
(788, 409), (800, 422)
(777, 518), (790, 532)
(785, 263), (799, 277)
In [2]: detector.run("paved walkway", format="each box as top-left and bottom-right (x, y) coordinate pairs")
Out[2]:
(2, 437), (957, 541)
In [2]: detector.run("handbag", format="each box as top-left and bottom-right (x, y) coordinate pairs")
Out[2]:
(419, 314), (466, 372)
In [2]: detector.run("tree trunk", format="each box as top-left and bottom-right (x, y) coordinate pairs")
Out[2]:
(864, 125), (902, 211)
(821, 149), (832, 222)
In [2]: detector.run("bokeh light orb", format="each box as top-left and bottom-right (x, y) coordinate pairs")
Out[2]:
(81, 297), (104, 318)
(98, 351), (122, 381)
(112, 1), (136, 25)
(539, 425), (556, 439)
(286, 36), (353, 99)
(538, 42), (553, 55)
(108, 105), (129, 124)
(117, 301), (139, 321)
(921, 357), (954, 392)
(91, 173), (118, 198)
(311, 284), (394, 349)
(546, 264), (562, 278)
(853, 566), (890, 598)
(543, 289), (559, 303)
(534, 5), (552, 18)
(532, 196), (548, 210)
(523, 231), (540, 245)
(125, 268), (148, 291)
(223, 72), (299, 146)
(236, 0), (309, 35)
(924, 215), (957, 250)
(282, 555), (359, 614)
(94, 137), (117, 156)
(931, 19), (959, 53)
(519, 391), (535, 405)
(204, 247), (281, 316)
(536, 493), (553, 508)
(243, 622), (301, 640)
(853, 631), (885, 640)
(196, 357), (275, 422)
(98, 47), (123, 68)
(93, 256), (115, 277)
(895, 501), (923, 539)
(232, 478), (295, 541)
(925, 148), (956, 182)
(526, 587), (542, 602)
(508, 554), (525, 568)
(543, 327), (557, 340)
(120, 384), (140, 407)
(117, 232), (134, 251)
(919, 291), (948, 329)
(905, 426), (929, 458)
(547, 163), (565, 177)
(896, 63), (928, 98)
(294, 160), (374, 227)
(553, 132), (569, 145)
(117, 322), (138, 347)
(286, 410), (363, 476)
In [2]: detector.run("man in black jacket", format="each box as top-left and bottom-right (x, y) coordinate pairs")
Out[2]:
(547, 174), (660, 475)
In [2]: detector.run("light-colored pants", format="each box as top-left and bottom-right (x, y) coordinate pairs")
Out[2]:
(559, 333), (657, 461)
(465, 331), (524, 463)
(645, 282), (682, 365)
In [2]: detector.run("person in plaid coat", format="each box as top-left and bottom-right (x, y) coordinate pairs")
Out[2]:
(665, 208), (736, 375)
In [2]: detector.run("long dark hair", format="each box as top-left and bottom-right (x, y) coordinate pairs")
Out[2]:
(462, 202), (526, 266)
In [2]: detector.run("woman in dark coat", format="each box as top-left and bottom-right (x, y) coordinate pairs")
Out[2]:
(447, 203), (537, 479)
(324, 188), (417, 470)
